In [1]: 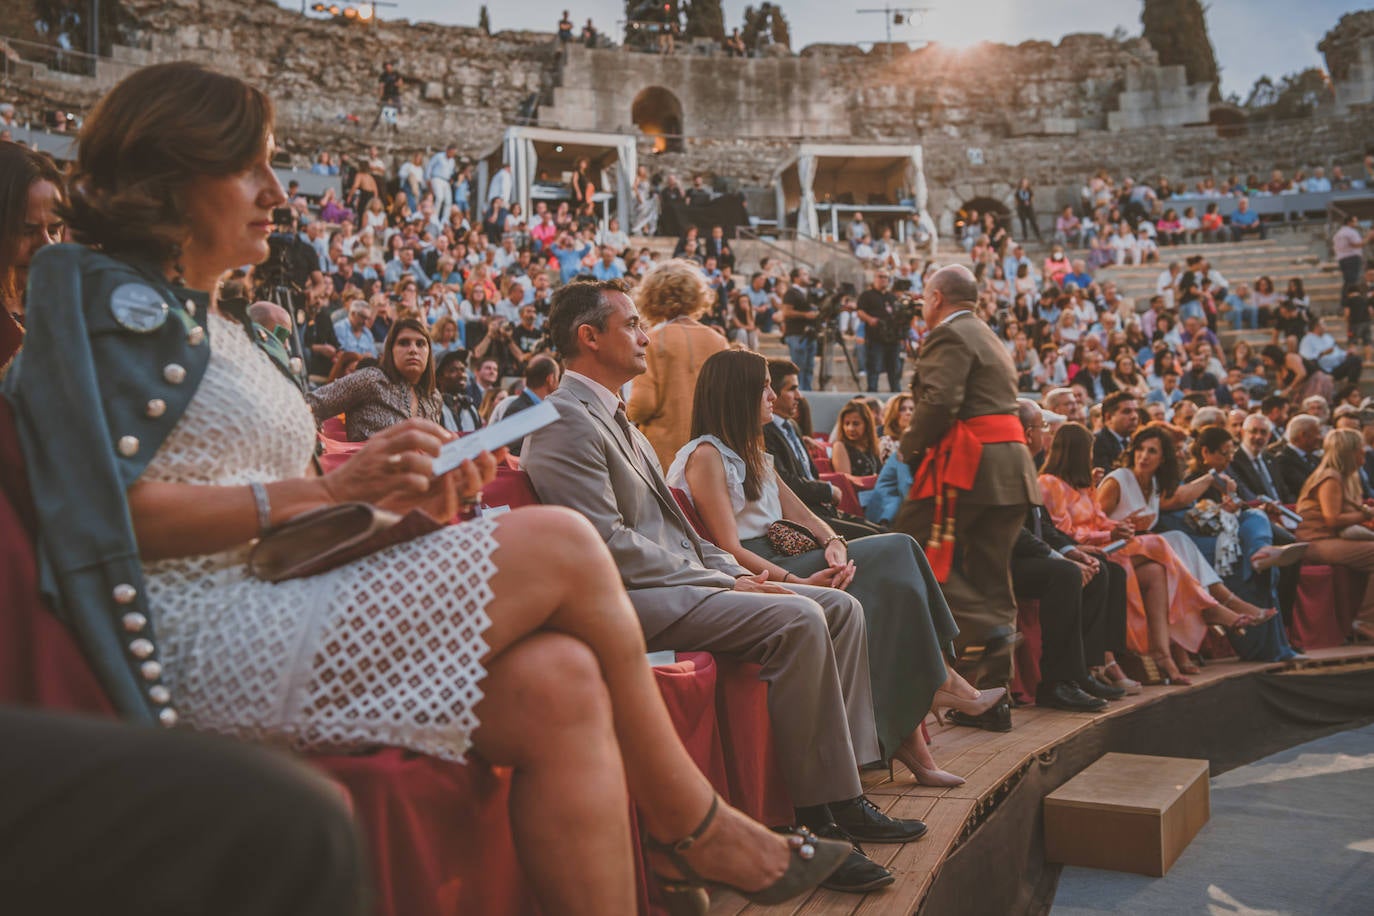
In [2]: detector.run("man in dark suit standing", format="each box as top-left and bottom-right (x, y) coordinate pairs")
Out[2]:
(1268, 414), (1323, 504)
(1092, 390), (1139, 475)
(763, 359), (884, 539)
(893, 265), (1039, 687)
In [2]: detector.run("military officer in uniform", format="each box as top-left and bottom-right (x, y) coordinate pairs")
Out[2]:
(894, 265), (1039, 698)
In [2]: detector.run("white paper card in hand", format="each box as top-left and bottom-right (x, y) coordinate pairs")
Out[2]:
(432, 400), (560, 476)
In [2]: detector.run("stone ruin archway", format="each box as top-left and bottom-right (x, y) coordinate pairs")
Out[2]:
(958, 195), (1012, 238)
(632, 86), (684, 153)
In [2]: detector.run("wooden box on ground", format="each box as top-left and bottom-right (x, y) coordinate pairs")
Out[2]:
(1044, 753), (1210, 877)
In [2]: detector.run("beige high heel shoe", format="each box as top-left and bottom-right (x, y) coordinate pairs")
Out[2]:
(888, 748), (966, 788)
(930, 685), (1007, 721)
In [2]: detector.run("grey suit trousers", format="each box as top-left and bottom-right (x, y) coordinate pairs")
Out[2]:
(645, 583), (877, 809)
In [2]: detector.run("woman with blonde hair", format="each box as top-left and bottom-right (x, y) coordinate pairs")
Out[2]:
(627, 258), (729, 470)
(1295, 428), (1374, 640)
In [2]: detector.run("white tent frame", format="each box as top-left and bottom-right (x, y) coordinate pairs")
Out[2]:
(769, 143), (928, 240)
(477, 126), (637, 230)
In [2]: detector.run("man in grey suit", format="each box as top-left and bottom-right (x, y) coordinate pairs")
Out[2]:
(523, 280), (925, 893)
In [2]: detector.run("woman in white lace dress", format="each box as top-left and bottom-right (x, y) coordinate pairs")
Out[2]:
(33, 62), (845, 913)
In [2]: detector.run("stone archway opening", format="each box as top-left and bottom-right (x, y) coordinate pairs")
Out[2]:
(959, 196), (1011, 238)
(632, 86), (684, 153)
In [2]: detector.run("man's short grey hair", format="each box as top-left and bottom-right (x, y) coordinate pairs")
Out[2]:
(1287, 414), (1320, 439)
(927, 265), (979, 305)
(1191, 406), (1225, 431)
(1243, 413), (1272, 432)
(348, 299), (370, 315)
(1044, 387), (1074, 409)
(1016, 398), (1040, 428)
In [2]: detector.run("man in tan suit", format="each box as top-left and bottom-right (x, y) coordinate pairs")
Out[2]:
(523, 280), (926, 893)
(894, 265), (1039, 688)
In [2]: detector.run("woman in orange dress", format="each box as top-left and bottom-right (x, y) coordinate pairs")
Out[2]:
(1038, 423), (1232, 685)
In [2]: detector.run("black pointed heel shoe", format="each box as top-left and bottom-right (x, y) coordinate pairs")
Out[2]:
(646, 795), (851, 913)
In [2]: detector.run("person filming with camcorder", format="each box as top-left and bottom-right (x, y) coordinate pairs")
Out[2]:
(779, 266), (824, 390)
(856, 269), (905, 393)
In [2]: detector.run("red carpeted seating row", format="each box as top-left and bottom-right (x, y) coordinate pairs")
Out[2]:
(0, 412), (793, 916)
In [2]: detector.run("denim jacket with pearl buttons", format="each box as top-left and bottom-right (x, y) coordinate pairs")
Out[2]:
(3, 244), (299, 726)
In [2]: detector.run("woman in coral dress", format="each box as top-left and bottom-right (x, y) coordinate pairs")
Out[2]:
(1037, 424), (1250, 685)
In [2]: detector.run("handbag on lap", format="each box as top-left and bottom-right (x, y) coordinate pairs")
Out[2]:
(248, 502), (443, 582)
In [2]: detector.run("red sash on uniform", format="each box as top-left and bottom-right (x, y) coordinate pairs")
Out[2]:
(909, 413), (1024, 581)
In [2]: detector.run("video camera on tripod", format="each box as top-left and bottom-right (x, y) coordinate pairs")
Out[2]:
(256, 208), (317, 298)
(885, 278), (922, 341)
(806, 281), (853, 340)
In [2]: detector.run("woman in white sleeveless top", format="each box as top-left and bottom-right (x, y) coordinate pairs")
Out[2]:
(1099, 423), (1275, 679)
(668, 349), (1009, 787)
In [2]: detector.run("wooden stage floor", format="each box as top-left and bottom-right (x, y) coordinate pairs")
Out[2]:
(707, 645), (1374, 916)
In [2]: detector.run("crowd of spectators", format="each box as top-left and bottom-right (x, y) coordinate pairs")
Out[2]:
(7, 56), (1374, 913)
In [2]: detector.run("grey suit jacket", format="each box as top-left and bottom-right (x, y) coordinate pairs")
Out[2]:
(522, 375), (749, 639)
(900, 310), (1038, 506)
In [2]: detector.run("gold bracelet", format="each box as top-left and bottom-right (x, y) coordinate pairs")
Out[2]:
(821, 533), (845, 548)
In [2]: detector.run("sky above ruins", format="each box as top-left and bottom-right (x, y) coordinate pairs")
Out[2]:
(287, 0), (1365, 100)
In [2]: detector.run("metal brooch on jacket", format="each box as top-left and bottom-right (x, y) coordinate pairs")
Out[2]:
(109, 283), (169, 333)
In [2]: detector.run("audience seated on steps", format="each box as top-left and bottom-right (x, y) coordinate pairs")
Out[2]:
(1, 63), (848, 914)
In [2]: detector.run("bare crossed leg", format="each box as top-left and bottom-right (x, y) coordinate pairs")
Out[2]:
(470, 506), (796, 913)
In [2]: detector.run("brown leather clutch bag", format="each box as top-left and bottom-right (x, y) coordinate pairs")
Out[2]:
(248, 502), (443, 582)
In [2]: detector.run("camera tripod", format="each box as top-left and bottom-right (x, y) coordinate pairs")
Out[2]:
(816, 322), (862, 391)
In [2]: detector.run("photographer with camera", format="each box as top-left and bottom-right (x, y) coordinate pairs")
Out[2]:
(780, 266), (822, 390)
(856, 269), (903, 393)
(472, 313), (524, 380)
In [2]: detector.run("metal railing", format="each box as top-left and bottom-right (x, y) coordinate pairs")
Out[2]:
(0, 35), (122, 80)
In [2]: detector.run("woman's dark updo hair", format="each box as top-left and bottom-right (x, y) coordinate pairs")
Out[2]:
(1188, 425), (1234, 477)
(63, 62), (274, 267)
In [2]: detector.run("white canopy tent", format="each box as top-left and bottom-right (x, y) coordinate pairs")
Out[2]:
(769, 143), (928, 240)
(477, 126), (637, 230)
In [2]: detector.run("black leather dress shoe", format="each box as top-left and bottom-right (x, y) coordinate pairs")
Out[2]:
(830, 795), (928, 843)
(813, 824), (896, 893)
(1077, 673), (1127, 701)
(1036, 680), (1108, 712)
(945, 698), (1013, 732)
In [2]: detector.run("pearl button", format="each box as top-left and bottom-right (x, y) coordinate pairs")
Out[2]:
(145, 398), (167, 418)
(289, 356), (303, 374)
(140, 660), (162, 680)
(158, 707), (179, 727)
(128, 638), (154, 659)
(187, 325), (205, 346)
(149, 685), (171, 704)
(117, 435), (139, 457)
(163, 363), (186, 384)
(121, 612), (147, 632)
(113, 584), (137, 604)
(184, 299), (196, 317)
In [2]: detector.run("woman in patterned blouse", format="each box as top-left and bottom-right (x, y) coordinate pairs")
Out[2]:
(308, 317), (444, 441)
